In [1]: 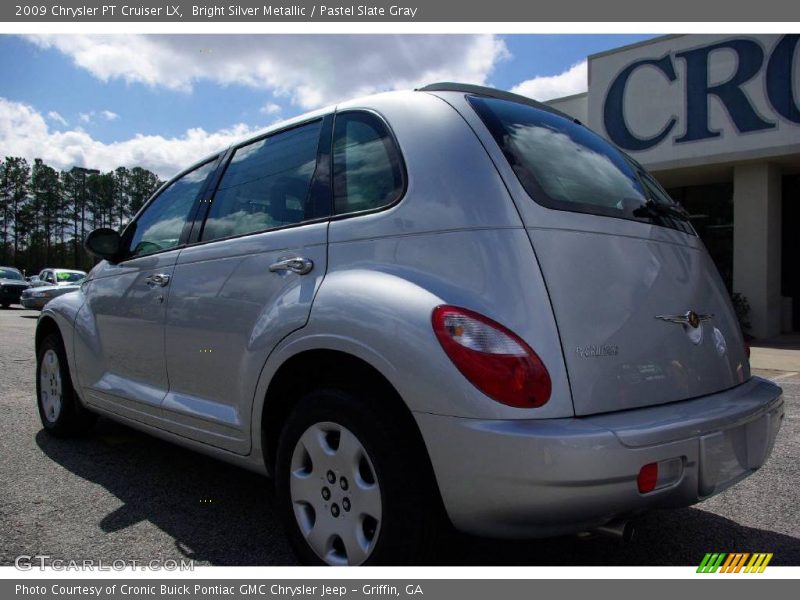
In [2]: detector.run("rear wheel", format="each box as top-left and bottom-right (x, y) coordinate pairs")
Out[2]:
(37, 333), (96, 436)
(1, 302), (9, 309)
(276, 388), (434, 565)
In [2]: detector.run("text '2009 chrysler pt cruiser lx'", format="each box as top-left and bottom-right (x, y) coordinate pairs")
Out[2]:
(35, 83), (783, 565)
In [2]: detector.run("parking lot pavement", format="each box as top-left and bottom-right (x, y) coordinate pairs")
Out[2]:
(1, 306), (798, 567)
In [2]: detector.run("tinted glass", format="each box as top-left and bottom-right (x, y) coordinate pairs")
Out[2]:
(333, 112), (403, 215)
(0, 268), (23, 280)
(202, 120), (323, 242)
(126, 160), (216, 258)
(469, 96), (681, 221)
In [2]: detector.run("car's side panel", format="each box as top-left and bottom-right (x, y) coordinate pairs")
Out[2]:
(72, 252), (180, 427)
(320, 92), (572, 419)
(159, 223), (329, 455)
(248, 229), (571, 476)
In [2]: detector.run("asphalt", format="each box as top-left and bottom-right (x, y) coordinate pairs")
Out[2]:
(1, 306), (798, 566)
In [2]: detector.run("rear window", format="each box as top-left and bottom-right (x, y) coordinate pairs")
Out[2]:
(469, 96), (685, 226)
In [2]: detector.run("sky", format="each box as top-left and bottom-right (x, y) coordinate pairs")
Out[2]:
(0, 34), (655, 179)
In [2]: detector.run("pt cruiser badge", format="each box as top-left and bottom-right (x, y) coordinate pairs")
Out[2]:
(656, 310), (714, 345)
(655, 310), (713, 329)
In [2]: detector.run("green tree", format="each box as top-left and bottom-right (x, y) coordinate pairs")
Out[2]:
(0, 157), (30, 266)
(0, 156), (162, 273)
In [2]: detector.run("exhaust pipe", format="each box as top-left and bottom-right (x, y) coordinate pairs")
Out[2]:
(592, 520), (636, 542)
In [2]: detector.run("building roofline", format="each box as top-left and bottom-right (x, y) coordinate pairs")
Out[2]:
(546, 91), (588, 104)
(588, 34), (684, 62)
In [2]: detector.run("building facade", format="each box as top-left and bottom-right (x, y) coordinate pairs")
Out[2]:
(547, 34), (800, 339)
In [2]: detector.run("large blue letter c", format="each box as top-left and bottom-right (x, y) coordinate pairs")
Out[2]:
(604, 56), (677, 151)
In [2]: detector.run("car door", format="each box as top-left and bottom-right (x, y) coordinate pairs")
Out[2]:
(73, 158), (220, 427)
(160, 116), (332, 454)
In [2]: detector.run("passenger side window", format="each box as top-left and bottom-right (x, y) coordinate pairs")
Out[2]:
(125, 160), (217, 259)
(201, 120), (323, 242)
(333, 112), (404, 215)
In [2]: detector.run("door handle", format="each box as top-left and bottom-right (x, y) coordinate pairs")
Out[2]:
(145, 273), (171, 287)
(269, 256), (314, 275)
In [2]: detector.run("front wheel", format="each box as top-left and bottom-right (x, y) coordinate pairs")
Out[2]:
(37, 333), (96, 436)
(276, 389), (434, 565)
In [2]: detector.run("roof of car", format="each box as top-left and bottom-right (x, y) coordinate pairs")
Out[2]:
(417, 82), (581, 123)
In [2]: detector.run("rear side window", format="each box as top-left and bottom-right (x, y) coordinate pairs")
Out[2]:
(469, 96), (673, 222)
(333, 112), (404, 215)
(201, 120), (323, 242)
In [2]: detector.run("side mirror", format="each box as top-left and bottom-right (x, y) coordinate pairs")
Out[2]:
(85, 228), (122, 263)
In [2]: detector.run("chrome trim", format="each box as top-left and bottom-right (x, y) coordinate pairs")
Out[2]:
(655, 310), (713, 329)
(269, 256), (314, 275)
(145, 273), (171, 287)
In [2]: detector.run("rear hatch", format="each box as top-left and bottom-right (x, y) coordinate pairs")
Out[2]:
(467, 94), (750, 416)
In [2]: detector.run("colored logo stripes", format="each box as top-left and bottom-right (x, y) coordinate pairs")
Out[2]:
(697, 552), (773, 573)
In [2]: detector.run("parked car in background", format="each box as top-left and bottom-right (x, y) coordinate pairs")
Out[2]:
(27, 275), (41, 285)
(30, 269), (86, 287)
(34, 84), (783, 565)
(21, 278), (84, 310)
(0, 266), (29, 308)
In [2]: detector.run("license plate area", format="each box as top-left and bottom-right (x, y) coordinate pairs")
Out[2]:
(698, 408), (780, 497)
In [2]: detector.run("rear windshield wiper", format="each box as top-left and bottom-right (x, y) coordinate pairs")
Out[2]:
(632, 200), (690, 222)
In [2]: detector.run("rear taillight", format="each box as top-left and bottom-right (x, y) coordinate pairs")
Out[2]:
(431, 305), (551, 408)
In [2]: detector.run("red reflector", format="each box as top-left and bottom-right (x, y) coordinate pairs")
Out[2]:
(431, 305), (551, 408)
(637, 463), (659, 493)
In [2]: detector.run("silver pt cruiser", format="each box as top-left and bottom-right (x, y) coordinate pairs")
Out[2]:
(35, 83), (783, 565)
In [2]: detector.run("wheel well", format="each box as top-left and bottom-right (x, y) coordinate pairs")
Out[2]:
(35, 315), (60, 356)
(261, 350), (443, 510)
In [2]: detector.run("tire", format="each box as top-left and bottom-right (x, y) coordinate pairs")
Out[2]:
(276, 388), (435, 565)
(36, 332), (96, 436)
(1, 303), (9, 309)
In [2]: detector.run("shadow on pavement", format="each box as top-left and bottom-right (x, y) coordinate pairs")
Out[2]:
(36, 416), (800, 566)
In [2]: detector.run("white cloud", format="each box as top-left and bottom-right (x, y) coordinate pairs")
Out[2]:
(0, 97), (254, 178)
(511, 61), (587, 102)
(78, 109), (121, 123)
(259, 102), (281, 115)
(24, 34), (509, 109)
(46, 111), (67, 126)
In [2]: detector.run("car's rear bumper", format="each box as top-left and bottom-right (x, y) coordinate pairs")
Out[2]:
(415, 376), (783, 538)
